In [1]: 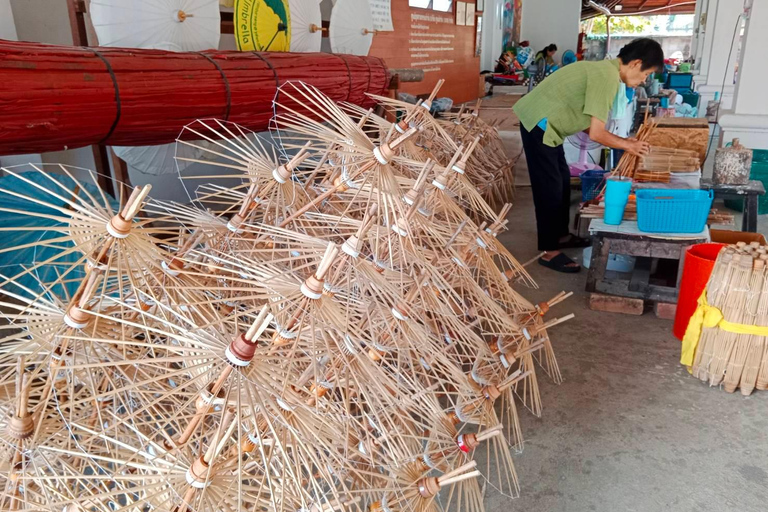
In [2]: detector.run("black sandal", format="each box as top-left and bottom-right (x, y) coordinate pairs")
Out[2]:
(538, 253), (581, 273)
(558, 234), (591, 249)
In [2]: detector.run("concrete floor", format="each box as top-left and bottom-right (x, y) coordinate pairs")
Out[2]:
(477, 93), (768, 512)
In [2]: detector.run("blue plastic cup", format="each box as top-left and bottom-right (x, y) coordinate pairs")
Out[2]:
(604, 177), (632, 225)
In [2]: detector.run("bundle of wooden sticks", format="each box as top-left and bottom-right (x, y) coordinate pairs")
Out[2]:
(0, 81), (572, 512)
(690, 243), (768, 395)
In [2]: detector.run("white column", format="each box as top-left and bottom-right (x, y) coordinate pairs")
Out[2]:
(696, 0), (743, 116)
(693, 0), (715, 83)
(719, 0), (768, 149)
(690, 0), (705, 64)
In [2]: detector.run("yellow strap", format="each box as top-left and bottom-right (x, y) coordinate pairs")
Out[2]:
(681, 290), (768, 366)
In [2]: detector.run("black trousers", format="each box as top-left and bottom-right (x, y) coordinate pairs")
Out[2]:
(519, 124), (571, 251)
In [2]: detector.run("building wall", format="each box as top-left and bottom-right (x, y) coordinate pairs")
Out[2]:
(369, 0), (481, 104)
(0, 0), (17, 40)
(520, 0), (580, 65)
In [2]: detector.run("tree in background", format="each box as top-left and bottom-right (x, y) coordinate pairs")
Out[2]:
(581, 15), (652, 35)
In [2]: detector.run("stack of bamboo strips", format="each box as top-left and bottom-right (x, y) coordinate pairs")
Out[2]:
(635, 146), (701, 183)
(0, 81), (573, 512)
(691, 242), (768, 394)
(580, 202), (733, 225)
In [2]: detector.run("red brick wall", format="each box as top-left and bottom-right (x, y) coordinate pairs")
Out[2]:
(369, 0), (481, 104)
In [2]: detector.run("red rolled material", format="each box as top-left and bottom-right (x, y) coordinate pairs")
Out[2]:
(0, 39), (389, 155)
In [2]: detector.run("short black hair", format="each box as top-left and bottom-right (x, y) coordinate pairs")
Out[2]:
(618, 38), (664, 71)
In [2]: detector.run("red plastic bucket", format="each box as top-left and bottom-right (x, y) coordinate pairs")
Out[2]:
(673, 243), (725, 340)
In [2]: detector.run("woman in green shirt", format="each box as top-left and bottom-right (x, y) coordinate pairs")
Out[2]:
(513, 38), (664, 273)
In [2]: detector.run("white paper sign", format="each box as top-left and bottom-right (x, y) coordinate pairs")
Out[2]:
(465, 2), (475, 25)
(368, 0), (394, 31)
(456, 2), (466, 26)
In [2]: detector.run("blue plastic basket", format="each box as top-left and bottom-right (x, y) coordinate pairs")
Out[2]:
(636, 189), (714, 233)
(580, 170), (609, 201)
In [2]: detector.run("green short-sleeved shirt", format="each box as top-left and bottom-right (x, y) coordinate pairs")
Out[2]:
(513, 59), (621, 147)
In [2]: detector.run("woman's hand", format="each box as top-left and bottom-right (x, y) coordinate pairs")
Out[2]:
(624, 138), (651, 157)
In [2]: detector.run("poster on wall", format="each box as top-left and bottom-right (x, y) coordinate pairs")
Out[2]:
(465, 3), (474, 26)
(456, 2), (466, 26)
(408, 9), (455, 75)
(234, 0), (291, 51)
(502, 0), (522, 51)
(369, 0), (394, 31)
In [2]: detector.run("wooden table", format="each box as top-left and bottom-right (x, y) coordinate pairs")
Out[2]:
(586, 220), (708, 304)
(700, 179), (765, 232)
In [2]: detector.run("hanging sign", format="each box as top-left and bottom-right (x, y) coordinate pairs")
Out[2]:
(368, 0), (394, 31)
(235, 0), (292, 51)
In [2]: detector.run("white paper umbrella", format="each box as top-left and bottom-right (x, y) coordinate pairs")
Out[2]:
(329, 0), (374, 56)
(113, 142), (206, 176)
(90, 0), (221, 51)
(289, 0), (323, 52)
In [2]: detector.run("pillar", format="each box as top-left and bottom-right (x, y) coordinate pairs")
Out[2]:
(695, 0), (743, 116)
(719, 0), (768, 149)
(690, 0), (706, 69)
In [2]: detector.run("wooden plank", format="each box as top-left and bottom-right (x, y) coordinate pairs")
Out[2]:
(607, 238), (653, 257)
(66, 0), (88, 46)
(91, 145), (115, 198)
(585, 237), (610, 293)
(108, 148), (132, 200)
(596, 279), (678, 303)
(588, 293), (644, 315)
(628, 257), (651, 293)
(744, 195), (759, 232)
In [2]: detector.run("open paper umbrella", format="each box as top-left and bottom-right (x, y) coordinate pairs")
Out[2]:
(89, 0), (221, 51)
(0, 166), (118, 300)
(90, 1), (220, 176)
(329, 0), (374, 56)
(289, 0), (323, 52)
(113, 142), (209, 176)
(234, 0), (292, 51)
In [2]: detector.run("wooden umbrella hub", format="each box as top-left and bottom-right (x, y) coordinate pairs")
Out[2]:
(106, 214), (132, 239)
(373, 143), (395, 165)
(395, 120), (411, 134)
(185, 456), (212, 488)
(417, 476), (440, 498)
(272, 328), (298, 345)
(301, 274), (325, 300)
(455, 433), (479, 452)
(162, 257), (185, 277)
(482, 384), (501, 401)
(272, 165), (292, 184)
(431, 172), (450, 191)
(341, 235), (361, 258)
(226, 333), (258, 367)
(64, 305), (91, 329)
(7, 415), (34, 440)
(499, 349), (516, 369)
(391, 217), (409, 237)
(227, 212), (246, 233)
(333, 176), (350, 193)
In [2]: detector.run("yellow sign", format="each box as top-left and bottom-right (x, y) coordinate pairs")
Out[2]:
(235, 0), (292, 51)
